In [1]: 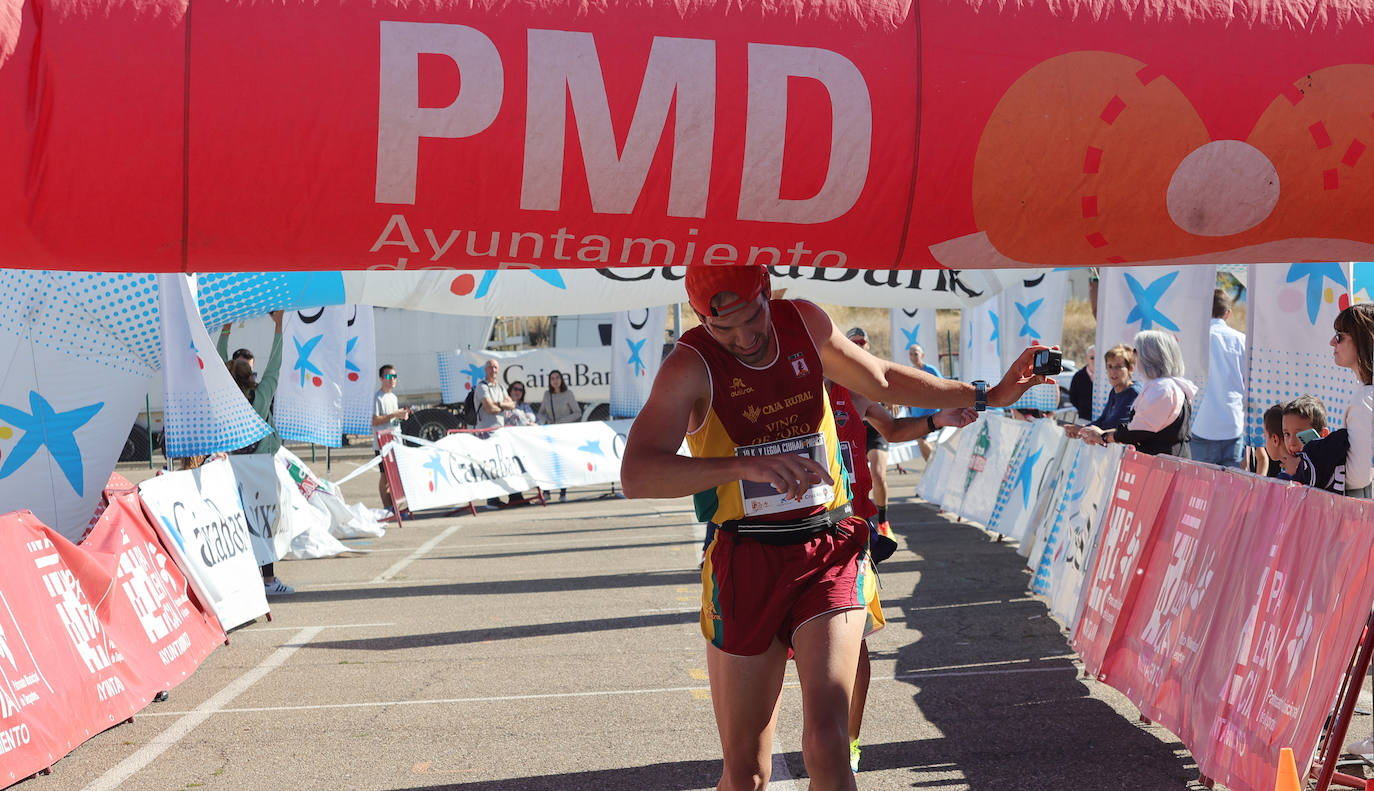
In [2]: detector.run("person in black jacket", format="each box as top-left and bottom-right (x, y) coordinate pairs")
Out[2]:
(1068, 345), (1094, 421)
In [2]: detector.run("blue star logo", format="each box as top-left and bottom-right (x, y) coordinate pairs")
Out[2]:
(989, 312), (1000, 345)
(1014, 447), (1043, 506)
(344, 336), (360, 375)
(0, 392), (103, 496)
(293, 334), (325, 388)
(578, 439), (604, 456)
(1286, 263), (1347, 324)
(901, 325), (921, 349)
(473, 269), (568, 299)
(462, 363), (485, 390)
(626, 338), (648, 377)
(1015, 299), (1044, 339)
(423, 451), (449, 489)
(1123, 271), (1180, 331)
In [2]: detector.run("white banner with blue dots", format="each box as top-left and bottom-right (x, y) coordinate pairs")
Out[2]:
(159, 274), (272, 459)
(1244, 263), (1359, 445)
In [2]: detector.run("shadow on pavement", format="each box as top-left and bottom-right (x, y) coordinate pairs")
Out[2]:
(306, 610), (697, 650)
(288, 569), (701, 603)
(890, 500), (1200, 789)
(436, 538), (696, 562)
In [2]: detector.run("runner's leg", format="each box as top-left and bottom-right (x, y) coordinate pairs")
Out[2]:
(867, 448), (889, 519)
(707, 639), (788, 791)
(849, 639), (870, 743)
(792, 608), (866, 791)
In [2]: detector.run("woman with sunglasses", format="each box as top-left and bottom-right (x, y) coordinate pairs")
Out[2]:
(505, 382), (539, 427)
(1331, 304), (1374, 497)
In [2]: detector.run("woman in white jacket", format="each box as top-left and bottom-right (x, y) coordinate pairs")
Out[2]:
(1100, 330), (1197, 458)
(1331, 304), (1374, 497)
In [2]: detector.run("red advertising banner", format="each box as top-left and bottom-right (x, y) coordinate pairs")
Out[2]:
(79, 492), (225, 690)
(2, 0), (1372, 271)
(1072, 450), (1177, 675)
(1078, 461), (1374, 791)
(0, 502), (222, 786)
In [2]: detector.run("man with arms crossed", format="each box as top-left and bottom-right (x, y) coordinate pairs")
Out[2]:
(621, 266), (1050, 790)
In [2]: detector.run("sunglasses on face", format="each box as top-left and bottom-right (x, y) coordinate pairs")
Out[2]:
(383, 373), (398, 380)
(1334, 331), (1349, 343)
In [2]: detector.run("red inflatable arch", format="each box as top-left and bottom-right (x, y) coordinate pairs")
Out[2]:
(1, 0), (1371, 272)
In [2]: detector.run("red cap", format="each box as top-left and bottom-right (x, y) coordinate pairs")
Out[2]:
(685, 266), (771, 318)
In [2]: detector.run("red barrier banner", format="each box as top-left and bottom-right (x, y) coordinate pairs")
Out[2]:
(1072, 450), (1177, 675)
(0, 502), (222, 786)
(1079, 460), (1374, 791)
(79, 492), (225, 690)
(2, 0), (1372, 271)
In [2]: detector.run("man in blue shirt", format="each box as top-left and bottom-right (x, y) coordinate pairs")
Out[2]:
(906, 343), (942, 462)
(1192, 290), (1247, 469)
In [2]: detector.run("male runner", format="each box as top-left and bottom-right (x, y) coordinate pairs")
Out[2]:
(829, 380), (976, 772)
(621, 265), (1050, 790)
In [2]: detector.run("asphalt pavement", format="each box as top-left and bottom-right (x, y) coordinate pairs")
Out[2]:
(31, 452), (1234, 790)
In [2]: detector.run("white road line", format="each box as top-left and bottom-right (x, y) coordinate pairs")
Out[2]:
(138, 664), (1075, 718)
(239, 622), (395, 633)
(301, 578), (452, 589)
(372, 523), (463, 582)
(79, 626), (324, 791)
(903, 597), (1037, 612)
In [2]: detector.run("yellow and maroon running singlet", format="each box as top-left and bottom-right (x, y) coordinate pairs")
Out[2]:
(678, 300), (850, 525)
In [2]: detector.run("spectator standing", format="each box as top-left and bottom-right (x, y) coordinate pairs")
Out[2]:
(538, 369), (581, 425)
(476, 359), (514, 432)
(905, 344), (942, 462)
(1100, 330), (1197, 457)
(223, 312), (291, 594)
(506, 383), (538, 426)
(1192, 290), (1248, 468)
(475, 359), (528, 508)
(1259, 402), (1288, 477)
(1074, 344), (1141, 443)
(1332, 304), (1374, 497)
(538, 369), (581, 501)
(372, 364), (412, 513)
(1068, 345), (1095, 422)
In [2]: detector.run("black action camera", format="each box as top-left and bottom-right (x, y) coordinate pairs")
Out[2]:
(1033, 349), (1063, 376)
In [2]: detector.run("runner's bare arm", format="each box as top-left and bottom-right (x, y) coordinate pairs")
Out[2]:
(856, 395), (977, 443)
(621, 348), (831, 501)
(797, 301), (1053, 408)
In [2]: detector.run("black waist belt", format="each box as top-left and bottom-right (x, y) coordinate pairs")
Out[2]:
(717, 503), (854, 546)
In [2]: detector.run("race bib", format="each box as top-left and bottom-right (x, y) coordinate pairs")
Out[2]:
(736, 433), (834, 517)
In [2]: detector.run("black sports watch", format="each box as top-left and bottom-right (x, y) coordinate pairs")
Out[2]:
(972, 380), (988, 412)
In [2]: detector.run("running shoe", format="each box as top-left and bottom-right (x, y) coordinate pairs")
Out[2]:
(263, 579), (295, 596)
(849, 738), (861, 773)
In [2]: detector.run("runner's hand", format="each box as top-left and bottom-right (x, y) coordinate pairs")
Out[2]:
(935, 408), (977, 429)
(988, 345), (1056, 407)
(745, 454), (833, 502)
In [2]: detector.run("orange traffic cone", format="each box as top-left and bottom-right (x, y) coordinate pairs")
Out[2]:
(1273, 747), (1300, 791)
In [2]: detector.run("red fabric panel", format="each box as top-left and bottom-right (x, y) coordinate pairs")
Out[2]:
(1083, 459), (1374, 791)
(1072, 449), (1177, 676)
(1, 0), (1372, 270)
(0, 502), (222, 785)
